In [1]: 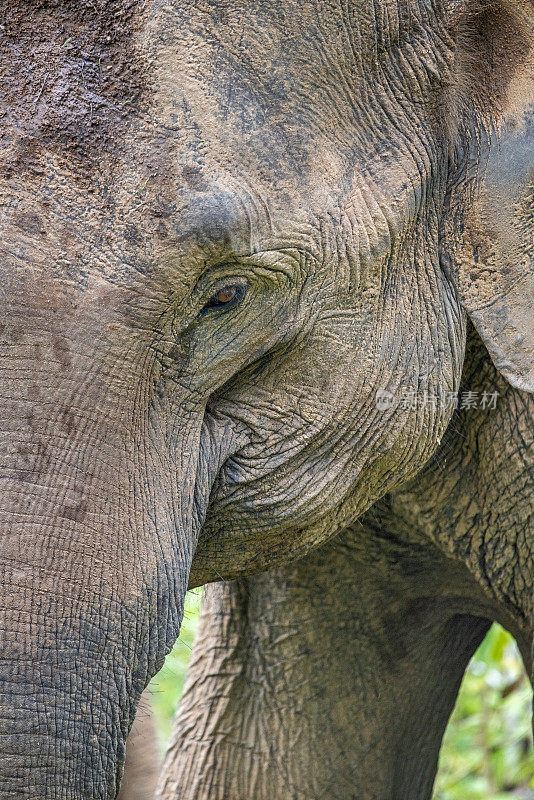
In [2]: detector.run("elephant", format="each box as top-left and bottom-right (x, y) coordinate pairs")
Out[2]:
(0, 0), (532, 797)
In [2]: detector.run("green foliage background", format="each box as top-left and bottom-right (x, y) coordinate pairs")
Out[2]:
(434, 625), (533, 799)
(149, 591), (534, 798)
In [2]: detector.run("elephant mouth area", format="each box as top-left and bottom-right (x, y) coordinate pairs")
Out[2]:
(190, 410), (252, 535)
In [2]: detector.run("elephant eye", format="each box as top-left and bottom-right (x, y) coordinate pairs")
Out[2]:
(200, 283), (247, 314)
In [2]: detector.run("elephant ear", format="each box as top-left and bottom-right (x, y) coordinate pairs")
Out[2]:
(456, 101), (533, 392)
(442, 0), (534, 391)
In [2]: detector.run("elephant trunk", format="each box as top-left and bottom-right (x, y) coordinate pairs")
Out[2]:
(0, 429), (191, 796)
(0, 289), (202, 797)
(0, 606), (134, 797)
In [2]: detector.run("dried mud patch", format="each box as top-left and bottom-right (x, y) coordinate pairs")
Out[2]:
(0, 0), (148, 180)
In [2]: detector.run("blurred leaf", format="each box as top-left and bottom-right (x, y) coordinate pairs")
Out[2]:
(434, 624), (534, 800)
(148, 588), (202, 751)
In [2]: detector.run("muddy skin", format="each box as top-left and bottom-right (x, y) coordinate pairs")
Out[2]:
(0, 0), (532, 797)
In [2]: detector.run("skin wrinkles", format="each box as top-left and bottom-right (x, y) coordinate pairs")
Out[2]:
(0, 0), (532, 797)
(162, 340), (531, 800)
(392, 332), (534, 637)
(157, 1), (532, 798)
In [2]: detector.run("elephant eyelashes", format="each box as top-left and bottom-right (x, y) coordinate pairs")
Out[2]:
(200, 283), (247, 314)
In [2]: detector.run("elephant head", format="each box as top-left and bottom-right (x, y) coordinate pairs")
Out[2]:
(0, 0), (531, 796)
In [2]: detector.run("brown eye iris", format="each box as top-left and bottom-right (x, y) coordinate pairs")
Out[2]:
(216, 287), (237, 304)
(201, 283), (246, 314)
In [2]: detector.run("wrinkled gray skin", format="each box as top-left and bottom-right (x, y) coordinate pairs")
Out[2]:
(0, 0), (532, 797)
(158, 328), (533, 800)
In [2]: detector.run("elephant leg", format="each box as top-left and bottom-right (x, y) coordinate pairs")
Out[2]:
(156, 512), (494, 800)
(117, 689), (160, 800)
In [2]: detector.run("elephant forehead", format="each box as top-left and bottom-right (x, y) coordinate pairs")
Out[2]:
(0, 0), (456, 178)
(143, 0), (433, 75)
(140, 0), (451, 173)
(0, 0), (449, 298)
(0, 0), (452, 191)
